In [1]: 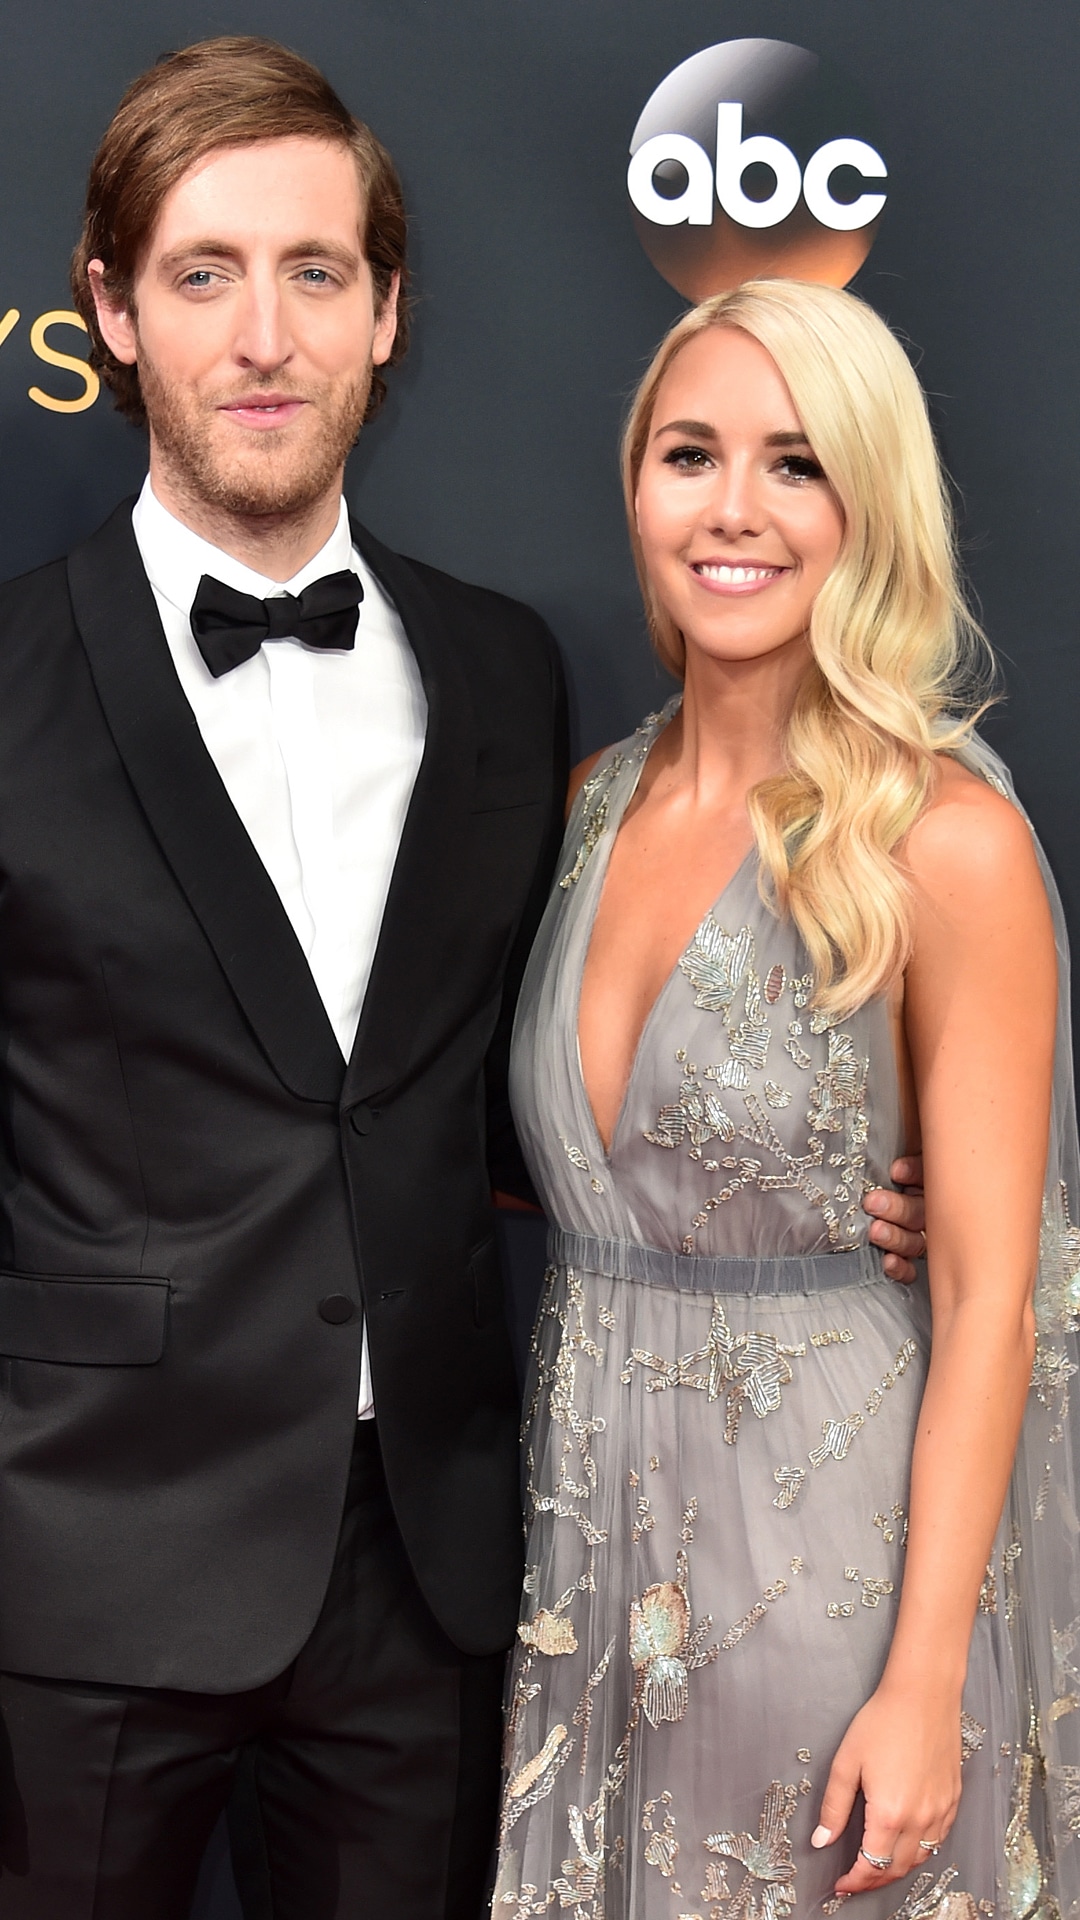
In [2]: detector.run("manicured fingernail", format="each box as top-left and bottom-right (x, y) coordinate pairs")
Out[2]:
(812, 1826), (832, 1848)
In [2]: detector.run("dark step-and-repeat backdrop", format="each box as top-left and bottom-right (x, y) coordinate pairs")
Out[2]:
(0, 3), (1074, 1911)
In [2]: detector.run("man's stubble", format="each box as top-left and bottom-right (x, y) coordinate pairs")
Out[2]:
(137, 346), (373, 525)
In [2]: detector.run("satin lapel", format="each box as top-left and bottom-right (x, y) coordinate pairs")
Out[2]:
(344, 522), (476, 1105)
(67, 501), (344, 1104)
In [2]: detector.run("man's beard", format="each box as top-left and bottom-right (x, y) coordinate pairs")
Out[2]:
(137, 348), (373, 521)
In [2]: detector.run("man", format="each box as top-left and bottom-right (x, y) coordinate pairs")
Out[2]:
(0, 34), (926, 1918)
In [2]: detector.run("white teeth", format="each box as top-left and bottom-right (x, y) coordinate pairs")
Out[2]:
(697, 563), (777, 584)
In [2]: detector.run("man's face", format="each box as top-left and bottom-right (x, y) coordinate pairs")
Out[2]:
(91, 136), (398, 521)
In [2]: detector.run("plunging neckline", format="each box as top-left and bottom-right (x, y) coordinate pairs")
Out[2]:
(573, 723), (757, 1162)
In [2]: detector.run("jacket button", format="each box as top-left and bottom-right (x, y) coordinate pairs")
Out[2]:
(318, 1295), (356, 1325)
(349, 1104), (373, 1135)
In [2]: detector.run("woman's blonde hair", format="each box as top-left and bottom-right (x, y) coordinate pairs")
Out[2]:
(621, 278), (992, 1011)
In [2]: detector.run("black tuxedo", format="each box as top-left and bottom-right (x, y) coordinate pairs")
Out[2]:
(0, 500), (566, 1915)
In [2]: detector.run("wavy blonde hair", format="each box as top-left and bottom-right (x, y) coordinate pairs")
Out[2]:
(622, 278), (992, 1011)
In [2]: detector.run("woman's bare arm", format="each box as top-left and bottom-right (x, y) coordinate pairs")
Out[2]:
(817, 760), (1055, 1891)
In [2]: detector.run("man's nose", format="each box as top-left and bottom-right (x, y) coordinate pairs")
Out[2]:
(231, 269), (292, 373)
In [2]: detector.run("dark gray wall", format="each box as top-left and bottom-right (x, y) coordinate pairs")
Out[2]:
(0, 5), (1074, 1912)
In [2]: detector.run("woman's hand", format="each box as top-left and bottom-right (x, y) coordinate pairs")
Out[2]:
(811, 1683), (961, 1893)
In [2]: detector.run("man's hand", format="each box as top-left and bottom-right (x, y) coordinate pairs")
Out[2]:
(496, 1160), (929, 1270)
(492, 1189), (543, 1214)
(863, 1155), (926, 1283)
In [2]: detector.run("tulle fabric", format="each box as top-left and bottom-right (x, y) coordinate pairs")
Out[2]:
(493, 705), (1080, 1920)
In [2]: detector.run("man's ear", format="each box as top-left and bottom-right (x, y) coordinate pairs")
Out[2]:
(371, 269), (400, 368)
(86, 260), (138, 366)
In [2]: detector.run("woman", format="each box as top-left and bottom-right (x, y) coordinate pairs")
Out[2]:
(493, 280), (1080, 1920)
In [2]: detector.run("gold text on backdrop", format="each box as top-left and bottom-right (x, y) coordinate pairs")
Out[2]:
(0, 308), (99, 413)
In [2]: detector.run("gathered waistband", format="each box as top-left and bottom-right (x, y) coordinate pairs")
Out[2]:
(547, 1228), (889, 1297)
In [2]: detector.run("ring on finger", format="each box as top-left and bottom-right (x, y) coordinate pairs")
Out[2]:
(859, 1849), (894, 1871)
(918, 1839), (941, 1854)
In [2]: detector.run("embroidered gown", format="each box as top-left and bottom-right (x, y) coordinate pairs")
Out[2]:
(493, 702), (1080, 1920)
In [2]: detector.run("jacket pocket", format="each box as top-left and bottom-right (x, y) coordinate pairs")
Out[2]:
(469, 1237), (504, 1329)
(0, 1271), (170, 1365)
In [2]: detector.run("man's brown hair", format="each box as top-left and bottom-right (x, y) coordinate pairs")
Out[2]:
(71, 35), (409, 427)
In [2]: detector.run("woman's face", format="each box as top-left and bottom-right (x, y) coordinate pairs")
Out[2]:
(634, 326), (845, 671)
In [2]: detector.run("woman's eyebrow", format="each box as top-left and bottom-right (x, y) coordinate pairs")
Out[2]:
(654, 418), (716, 438)
(653, 422), (813, 448)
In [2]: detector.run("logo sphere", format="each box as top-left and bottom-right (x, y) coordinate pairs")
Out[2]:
(628, 39), (887, 301)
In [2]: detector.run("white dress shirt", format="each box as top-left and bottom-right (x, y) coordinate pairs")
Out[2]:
(132, 477), (427, 1418)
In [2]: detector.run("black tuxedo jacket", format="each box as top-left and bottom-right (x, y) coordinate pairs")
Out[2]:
(0, 501), (567, 1692)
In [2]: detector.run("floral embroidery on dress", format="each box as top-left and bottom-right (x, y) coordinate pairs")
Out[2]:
(559, 706), (670, 891)
(560, 1135), (605, 1195)
(492, 1884), (555, 1916)
(1038, 1182), (1080, 1333)
(889, 1868), (979, 1920)
(554, 1801), (607, 1910)
(1030, 1342), (1077, 1427)
(524, 1268), (609, 1572)
(642, 1791), (680, 1881)
(518, 1605), (579, 1657)
(704, 1779), (799, 1920)
(559, 754), (625, 890)
(646, 914), (873, 1252)
(719, 1570), (799, 1650)
(808, 1030), (868, 1133)
(645, 1071), (737, 1151)
(629, 1550), (720, 1727)
(621, 1296), (805, 1445)
(505, 1724), (573, 1811)
(772, 1465), (806, 1510)
(1051, 1615), (1080, 1721)
(809, 1411), (865, 1467)
(1005, 1751), (1043, 1916)
(681, 920), (756, 1018)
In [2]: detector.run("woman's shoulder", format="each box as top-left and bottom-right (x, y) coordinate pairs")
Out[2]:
(904, 751), (1042, 909)
(566, 748), (609, 818)
(564, 699), (680, 821)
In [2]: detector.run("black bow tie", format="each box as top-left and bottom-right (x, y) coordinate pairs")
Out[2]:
(189, 570), (364, 679)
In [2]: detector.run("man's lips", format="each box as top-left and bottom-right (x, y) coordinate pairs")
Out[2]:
(690, 559), (790, 597)
(218, 396), (308, 430)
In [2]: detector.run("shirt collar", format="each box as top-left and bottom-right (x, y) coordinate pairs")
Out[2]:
(131, 475), (359, 624)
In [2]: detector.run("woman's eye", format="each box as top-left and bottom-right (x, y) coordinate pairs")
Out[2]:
(778, 453), (825, 483)
(663, 445), (712, 472)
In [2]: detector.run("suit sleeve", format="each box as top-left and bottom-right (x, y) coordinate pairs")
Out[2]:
(484, 623), (569, 1203)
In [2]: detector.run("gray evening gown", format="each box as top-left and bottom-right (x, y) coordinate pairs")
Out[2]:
(493, 699), (1080, 1920)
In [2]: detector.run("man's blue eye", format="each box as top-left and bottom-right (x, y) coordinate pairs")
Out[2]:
(186, 271), (213, 288)
(302, 268), (329, 283)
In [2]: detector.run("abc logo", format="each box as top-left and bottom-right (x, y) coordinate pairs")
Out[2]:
(628, 39), (887, 301)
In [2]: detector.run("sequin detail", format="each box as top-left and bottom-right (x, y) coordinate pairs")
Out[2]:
(1005, 1752), (1042, 1919)
(559, 755), (625, 890)
(639, 916), (873, 1252)
(890, 1868), (980, 1920)
(622, 1298), (803, 1445)
(704, 1780), (799, 1920)
(772, 1466), (806, 1510)
(629, 1551), (719, 1727)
